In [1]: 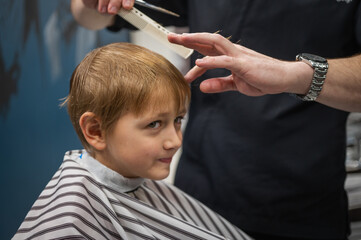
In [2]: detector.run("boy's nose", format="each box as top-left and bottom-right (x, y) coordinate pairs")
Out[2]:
(164, 128), (182, 150)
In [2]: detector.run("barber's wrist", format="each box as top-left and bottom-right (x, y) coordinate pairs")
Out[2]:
(287, 61), (314, 95)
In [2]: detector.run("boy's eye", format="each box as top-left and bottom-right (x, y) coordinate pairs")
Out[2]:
(175, 116), (184, 124)
(148, 121), (161, 129)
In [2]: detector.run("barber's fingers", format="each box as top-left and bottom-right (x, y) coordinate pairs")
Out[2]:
(184, 55), (241, 84)
(183, 65), (236, 92)
(108, 0), (134, 13)
(184, 66), (207, 83)
(96, 0), (110, 13)
(196, 55), (243, 74)
(200, 76), (237, 93)
(108, 0), (122, 13)
(169, 34), (215, 56)
(196, 56), (265, 96)
(168, 33), (238, 56)
(121, 0), (134, 9)
(201, 76), (264, 96)
(91, 0), (134, 14)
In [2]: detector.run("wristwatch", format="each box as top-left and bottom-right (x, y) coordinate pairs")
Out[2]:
(295, 53), (329, 101)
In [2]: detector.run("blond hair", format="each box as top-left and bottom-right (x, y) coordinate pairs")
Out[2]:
(62, 42), (190, 152)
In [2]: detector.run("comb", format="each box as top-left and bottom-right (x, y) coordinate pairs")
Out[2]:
(118, 7), (193, 59)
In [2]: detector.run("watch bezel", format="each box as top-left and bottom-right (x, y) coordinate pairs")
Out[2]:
(298, 53), (327, 64)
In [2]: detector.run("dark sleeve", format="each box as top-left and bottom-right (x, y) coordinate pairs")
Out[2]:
(356, 2), (361, 48)
(107, 0), (188, 32)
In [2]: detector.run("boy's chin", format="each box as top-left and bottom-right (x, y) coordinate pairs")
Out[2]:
(148, 170), (170, 181)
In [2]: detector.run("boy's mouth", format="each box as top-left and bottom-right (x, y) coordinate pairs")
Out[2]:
(158, 157), (172, 164)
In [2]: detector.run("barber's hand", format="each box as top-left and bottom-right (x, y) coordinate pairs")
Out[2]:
(82, 0), (135, 14)
(168, 32), (307, 96)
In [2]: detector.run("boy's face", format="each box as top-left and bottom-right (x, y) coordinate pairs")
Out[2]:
(96, 99), (187, 180)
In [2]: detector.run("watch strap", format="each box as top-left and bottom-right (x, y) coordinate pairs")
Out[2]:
(295, 54), (328, 101)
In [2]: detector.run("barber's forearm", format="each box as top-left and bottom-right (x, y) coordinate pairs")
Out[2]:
(286, 54), (361, 112)
(316, 54), (361, 112)
(71, 0), (115, 30)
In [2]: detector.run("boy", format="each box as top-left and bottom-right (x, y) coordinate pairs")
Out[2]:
(13, 43), (251, 240)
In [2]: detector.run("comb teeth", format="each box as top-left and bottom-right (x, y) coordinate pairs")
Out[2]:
(118, 7), (193, 59)
(118, 8), (150, 29)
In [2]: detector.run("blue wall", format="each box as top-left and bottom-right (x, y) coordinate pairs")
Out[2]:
(0, 1), (128, 238)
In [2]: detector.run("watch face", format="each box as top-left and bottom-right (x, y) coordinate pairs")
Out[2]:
(301, 53), (327, 63)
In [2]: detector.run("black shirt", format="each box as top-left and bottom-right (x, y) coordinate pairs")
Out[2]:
(111, 1), (361, 238)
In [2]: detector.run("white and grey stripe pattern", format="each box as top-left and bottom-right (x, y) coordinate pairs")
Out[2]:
(13, 150), (252, 240)
(345, 172), (361, 240)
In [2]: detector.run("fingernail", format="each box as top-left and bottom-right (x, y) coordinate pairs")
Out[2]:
(110, 6), (118, 13)
(100, 6), (107, 13)
(124, 0), (131, 8)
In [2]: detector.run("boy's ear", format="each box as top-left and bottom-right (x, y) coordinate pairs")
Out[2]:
(79, 112), (106, 151)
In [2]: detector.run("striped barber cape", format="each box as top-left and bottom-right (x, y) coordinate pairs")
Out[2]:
(13, 150), (252, 240)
